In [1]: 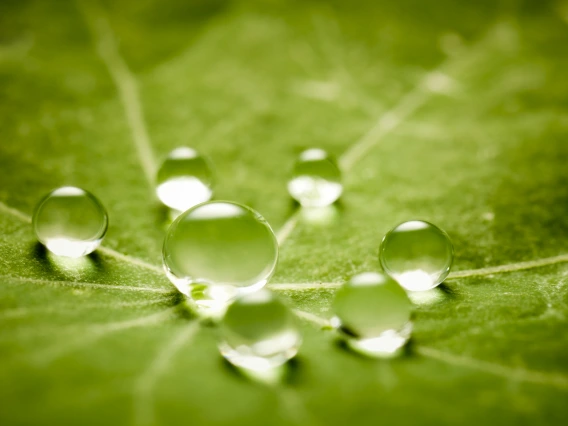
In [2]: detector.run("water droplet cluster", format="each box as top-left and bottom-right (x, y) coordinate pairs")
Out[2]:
(30, 146), (456, 371)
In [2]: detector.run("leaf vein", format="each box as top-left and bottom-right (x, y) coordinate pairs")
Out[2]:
(2, 275), (171, 294)
(133, 323), (199, 426)
(78, 0), (157, 186)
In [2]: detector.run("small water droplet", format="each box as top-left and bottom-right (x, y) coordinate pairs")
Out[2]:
(32, 186), (108, 257)
(219, 289), (301, 371)
(156, 147), (214, 212)
(287, 148), (342, 207)
(380, 220), (453, 291)
(332, 272), (412, 358)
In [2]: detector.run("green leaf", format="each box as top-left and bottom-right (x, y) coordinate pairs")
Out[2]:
(1, 0), (568, 425)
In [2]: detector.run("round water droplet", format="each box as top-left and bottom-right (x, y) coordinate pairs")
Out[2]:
(332, 272), (412, 358)
(156, 147), (214, 212)
(163, 201), (278, 314)
(379, 220), (453, 292)
(287, 148), (342, 207)
(219, 289), (301, 371)
(32, 186), (108, 258)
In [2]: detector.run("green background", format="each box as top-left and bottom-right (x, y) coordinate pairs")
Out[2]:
(1, 0), (567, 424)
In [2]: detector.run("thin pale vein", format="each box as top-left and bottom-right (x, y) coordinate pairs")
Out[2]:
(448, 254), (568, 279)
(78, 0), (156, 186)
(97, 246), (164, 275)
(293, 309), (331, 328)
(0, 201), (32, 223)
(338, 89), (430, 171)
(417, 346), (568, 390)
(35, 307), (177, 364)
(275, 23), (494, 246)
(270, 282), (342, 291)
(0, 199), (165, 275)
(338, 22), (494, 171)
(290, 310), (568, 389)
(2, 275), (171, 294)
(270, 253), (568, 291)
(276, 210), (300, 246)
(0, 297), (172, 320)
(133, 323), (199, 426)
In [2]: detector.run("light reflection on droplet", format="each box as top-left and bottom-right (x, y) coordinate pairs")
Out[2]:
(393, 270), (436, 292)
(45, 238), (102, 258)
(228, 359), (288, 386)
(156, 177), (212, 213)
(342, 324), (412, 359)
(156, 147), (214, 211)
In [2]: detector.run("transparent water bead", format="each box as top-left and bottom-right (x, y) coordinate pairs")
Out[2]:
(32, 186), (108, 258)
(163, 201), (278, 314)
(332, 272), (412, 358)
(219, 289), (301, 371)
(379, 220), (453, 292)
(156, 147), (214, 212)
(287, 148), (342, 207)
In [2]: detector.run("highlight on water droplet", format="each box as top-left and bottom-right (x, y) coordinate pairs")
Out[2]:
(332, 272), (412, 358)
(219, 289), (302, 373)
(32, 186), (108, 258)
(156, 147), (214, 212)
(379, 220), (453, 292)
(287, 148), (342, 207)
(162, 201), (278, 317)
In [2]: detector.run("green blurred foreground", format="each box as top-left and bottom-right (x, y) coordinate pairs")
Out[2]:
(1, 0), (568, 425)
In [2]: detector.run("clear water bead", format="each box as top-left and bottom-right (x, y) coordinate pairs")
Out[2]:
(156, 147), (214, 212)
(219, 289), (301, 371)
(163, 201), (278, 314)
(332, 272), (412, 358)
(379, 220), (453, 292)
(287, 148), (342, 207)
(32, 186), (108, 258)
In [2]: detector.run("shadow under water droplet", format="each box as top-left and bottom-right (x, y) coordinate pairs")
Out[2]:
(31, 241), (101, 279)
(154, 202), (187, 231)
(171, 296), (197, 321)
(154, 203), (172, 230)
(286, 199), (300, 217)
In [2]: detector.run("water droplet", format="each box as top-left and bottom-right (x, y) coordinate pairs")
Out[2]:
(32, 186), (108, 258)
(163, 201), (278, 316)
(379, 220), (453, 291)
(332, 272), (412, 358)
(287, 148), (342, 207)
(219, 289), (301, 371)
(156, 147), (214, 212)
